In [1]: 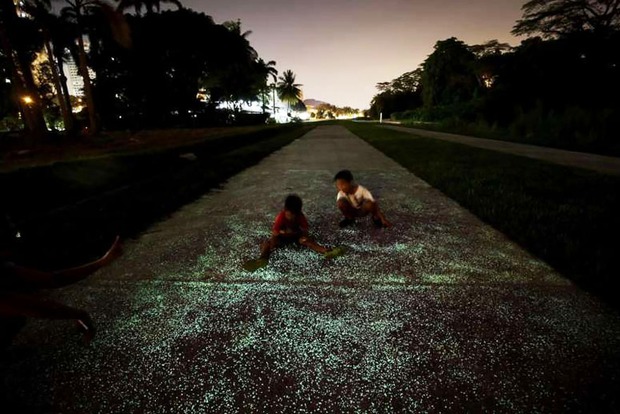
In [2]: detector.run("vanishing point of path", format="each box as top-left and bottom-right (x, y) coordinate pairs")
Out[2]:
(381, 124), (620, 176)
(2, 126), (620, 413)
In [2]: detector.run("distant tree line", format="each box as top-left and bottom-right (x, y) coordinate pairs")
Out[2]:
(369, 0), (620, 154)
(311, 103), (359, 120)
(0, 0), (305, 137)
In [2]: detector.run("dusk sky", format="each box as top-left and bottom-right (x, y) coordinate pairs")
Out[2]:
(184, 0), (526, 109)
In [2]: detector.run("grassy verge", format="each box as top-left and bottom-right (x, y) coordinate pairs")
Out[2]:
(346, 122), (620, 305)
(0, 125), (277, 172)
(396, 119), (620, 157)
(2, 124), (313, 268)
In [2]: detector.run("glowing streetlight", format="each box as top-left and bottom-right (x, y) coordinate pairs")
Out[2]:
(22, 95), (33, 105)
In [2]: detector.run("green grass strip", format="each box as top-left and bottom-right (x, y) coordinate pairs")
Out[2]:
(346, 121), (620, 305)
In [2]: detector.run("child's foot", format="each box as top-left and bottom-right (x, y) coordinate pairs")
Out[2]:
(324, 246), (346, 259)
(242, 258), (269, 272)
(339, 218), (355, 228)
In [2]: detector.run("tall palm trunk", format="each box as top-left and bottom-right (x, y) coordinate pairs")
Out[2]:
(19, 54), (49, 136)
(43, 30), (74, 133)
(272, 83), (276, 115)
(56, 52), (74, 129)
(76, 32), (98, 134)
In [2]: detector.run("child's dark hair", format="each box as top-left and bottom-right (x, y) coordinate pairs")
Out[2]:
(284, 194), (303, 214)
(334, 169), (354, 182)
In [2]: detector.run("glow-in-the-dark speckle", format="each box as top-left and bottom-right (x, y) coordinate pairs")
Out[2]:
(2, 126), (620, 413)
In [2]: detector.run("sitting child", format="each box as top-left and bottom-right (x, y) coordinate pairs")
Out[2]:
(243, 194), (344, 272)
(334, 169), (391, 228)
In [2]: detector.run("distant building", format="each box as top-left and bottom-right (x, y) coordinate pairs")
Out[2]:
(16, 0), (91, 102)
(63, 37), (95, 99)
(63, 58), (83, 98)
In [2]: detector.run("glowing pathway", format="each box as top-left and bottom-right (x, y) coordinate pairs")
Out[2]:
(3, 126), (620, 412)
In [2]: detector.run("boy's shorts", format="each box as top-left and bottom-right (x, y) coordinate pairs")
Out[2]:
(351, 200), (373, 217)
(275, 232), (304, 246)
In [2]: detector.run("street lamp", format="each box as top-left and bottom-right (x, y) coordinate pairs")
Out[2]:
(22, 95), (33, 105)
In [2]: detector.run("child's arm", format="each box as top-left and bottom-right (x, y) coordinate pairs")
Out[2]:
(272, 212), (287, 236)
(361, 186), (375, 203)
(5, 236), (122, 288)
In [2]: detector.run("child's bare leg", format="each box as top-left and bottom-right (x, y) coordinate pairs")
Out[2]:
(298, 236), (328, 254)
(337, 199), (357, 219)
(259, 235), (279, 259)
(0, 293), (95, 342)
(362, 201), (391, 227)
(376, 207), (391, 226)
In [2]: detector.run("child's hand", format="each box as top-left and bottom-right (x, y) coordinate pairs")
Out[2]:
(382, 219), (393, 228)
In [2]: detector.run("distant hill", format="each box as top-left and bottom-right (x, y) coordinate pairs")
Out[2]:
(303, 99), (329, 107)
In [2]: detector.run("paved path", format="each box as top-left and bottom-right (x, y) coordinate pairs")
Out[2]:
(2, 126), (620, 413)
(381, 125), (620, 176)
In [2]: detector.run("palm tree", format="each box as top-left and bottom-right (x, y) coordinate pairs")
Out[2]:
(61, 0), (102, 134)
(50, 12), (80, 131)
(21, 0), (75, 133)
(115, 0), (182, 15)
(0, 0), (48, 137)
(276, 69), (302, 118)
(223, 19), (258, 61)
(265, 60), (278, 115)
(255, 58), (277, 114)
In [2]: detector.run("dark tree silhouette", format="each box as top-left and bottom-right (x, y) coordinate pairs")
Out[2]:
(369, 70), (422, 119)
(21, 0), (76, 133)
(116, 0), (182, 15)
(0, 0), (48, 137)
(421, 37), (479, 108)
(277, 69), (302, 117)
(1, 2), (291, 131)
(513, 0), (620, 38)
(256, 58), (277, 114)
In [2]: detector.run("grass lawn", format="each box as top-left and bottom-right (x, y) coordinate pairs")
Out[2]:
(1, 124), (313, 269)
(0, 125), (275, 172)
(346, 121), (620, 306)
(395, 119), (620, 157)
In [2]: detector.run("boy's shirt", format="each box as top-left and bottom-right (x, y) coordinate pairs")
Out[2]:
(273, 210), (309, 234)
(337, 185), (374, 209)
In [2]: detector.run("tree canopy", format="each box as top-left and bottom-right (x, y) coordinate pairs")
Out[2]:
(421, 37), (479, 108)
(276, 69), (302, 115)
(513, 0), (620, 38)
(0, 1), (295, 133)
